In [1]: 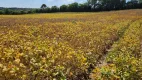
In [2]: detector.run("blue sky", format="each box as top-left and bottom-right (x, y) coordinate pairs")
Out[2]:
(0, 0), (130, 8)
(0, 0), (86, 8)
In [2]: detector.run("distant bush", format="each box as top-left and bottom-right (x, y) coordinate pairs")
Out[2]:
(0, 1), (142, 15)
(0, 10), (4, 14)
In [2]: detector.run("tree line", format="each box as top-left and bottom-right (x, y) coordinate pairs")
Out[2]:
(0, 0), (142, 15)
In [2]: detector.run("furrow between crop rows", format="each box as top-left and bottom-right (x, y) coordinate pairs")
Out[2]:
(91, 19), (142, 80)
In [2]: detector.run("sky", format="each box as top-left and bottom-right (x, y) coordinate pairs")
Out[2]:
(0, 0), (130, 8)
(0, 0), (86, 8)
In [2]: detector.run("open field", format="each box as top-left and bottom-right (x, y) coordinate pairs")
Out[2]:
(0, 9), (142, 80)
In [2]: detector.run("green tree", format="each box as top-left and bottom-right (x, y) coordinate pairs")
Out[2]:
(78, 3), (88, 12)
(0, 10), (4, 14)
(99, 0), (125, 10)
(60, 5), (68, 12)
(45, 7), (51, 13)
(4, 9), (12, 14)
(51, 6), (59, 12)
(139, 0), (142, 3)
(68, 2), (79, 12)
(41, 4), (47, 9)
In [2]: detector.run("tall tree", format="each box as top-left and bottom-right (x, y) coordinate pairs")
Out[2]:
(68, 2), (79, 12)
(139, 0), (142, 3)
(41, 4), (47, 9)
(51, 6), (59, 12)
(60, 5), (68, 12)
(99, 0), (124, 10)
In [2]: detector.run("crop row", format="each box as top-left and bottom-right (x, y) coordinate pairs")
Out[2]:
(91, 19), (142, 80)
(0, 19), (132, 80)
(0, 10), (142, 79)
